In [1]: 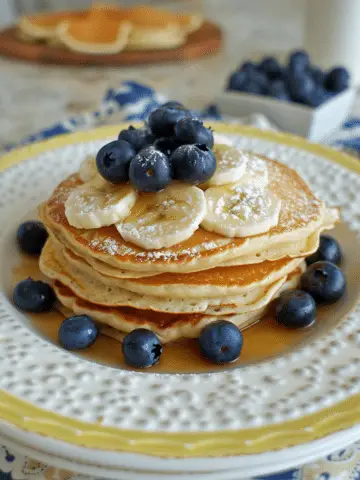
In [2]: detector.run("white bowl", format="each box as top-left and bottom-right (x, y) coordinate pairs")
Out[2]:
(215, 88), (356, 141)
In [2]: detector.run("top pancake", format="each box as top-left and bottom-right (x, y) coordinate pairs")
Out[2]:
(39, 156), (324, 273)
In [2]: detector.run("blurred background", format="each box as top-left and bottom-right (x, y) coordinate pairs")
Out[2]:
(1, 0), (359, 151)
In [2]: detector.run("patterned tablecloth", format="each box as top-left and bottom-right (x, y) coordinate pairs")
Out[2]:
(1, 81), (360, 480)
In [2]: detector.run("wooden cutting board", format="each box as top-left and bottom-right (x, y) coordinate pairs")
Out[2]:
(0, 22), (222, 66)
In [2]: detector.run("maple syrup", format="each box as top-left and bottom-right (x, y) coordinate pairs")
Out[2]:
(12, 223), (359, 374)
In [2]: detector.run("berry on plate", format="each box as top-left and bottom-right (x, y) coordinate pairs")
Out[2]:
(199, 320), (243, 364)
(148, 106), (191, 137)
(162, 100), (184, 109)
(13, 278), (55, 313)
(17, 221), (48, 256)
(129, 146), (172, 192)
(170, 144), (216, 185)
(59, 315), (98, 350)
(300, 261), (346, 303)
(153, 137), (181, 157)
(122, 329), (162, 368)
(118, 126), (154, 153)
(306, 234), (342, 266)
(275, 290), (316, 328)
(96, 140), (136, 184)
(175, 118), (214, 149)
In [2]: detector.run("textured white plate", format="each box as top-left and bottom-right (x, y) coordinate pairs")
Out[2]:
(0, 124), (359, 478)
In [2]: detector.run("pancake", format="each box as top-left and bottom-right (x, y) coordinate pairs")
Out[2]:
(54, 266), (302, 343)
(18, 10), (85, 41)
(40, 239), (302, 315)
(39, 156), (328, 274)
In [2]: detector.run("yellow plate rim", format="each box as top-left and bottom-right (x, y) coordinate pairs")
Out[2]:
(1, 122), (359, 458)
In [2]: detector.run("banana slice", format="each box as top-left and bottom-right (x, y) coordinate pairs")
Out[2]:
(237, 154), (269, 189)
(208, 144), (248, 186)
(79, 156), (98, 183)
(65, 183), (138, 229)
(117, 184), (206, 249)
(202, 184), (281, 238)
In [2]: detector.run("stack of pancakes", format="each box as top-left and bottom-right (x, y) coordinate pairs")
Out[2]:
(39, 150), (338, 343)
(18, 3), (203, 54)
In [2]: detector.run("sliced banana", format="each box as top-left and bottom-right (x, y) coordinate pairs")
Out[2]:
(202, 184), (281, 238)
(78, 156), (98, 183)
(207, 144), (248, 187)
(237, 154), (269, 189)
(65, 183), (138, 229)
(117, 184), (206, 250)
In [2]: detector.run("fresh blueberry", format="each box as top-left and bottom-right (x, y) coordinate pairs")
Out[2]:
(153, 137), (181, 157)
(199, 320), (243, 364)
(325, 67), (350, 93)
(288, 50), (309, 73)
(129, 146), (171, 192)
(148, 106), (191, 137)
(59, 315), (98, 350)
(259, 56), (283, 80)
(305, 85), (330, 107)
(170, 144), (216, 185)
(118, 126), (154, 153)
(13, 278), (55, 313)
(288, 72), (316, 104)
(17, 221), (48, 256)
(174, 118), (214, 149)
(268, 79), (290, 101)
(300, 261), (346, 303)
(275, 290), (316, 328)
(306, 235), (342, 266)
(310, 66), (326, 86)
(162, 100), (184, 109)
(227, 70), (248, 91)
(202, 104), (221, 120)
(122, 329), (162, 368)
(247, 69), (269, 93)
(96, 140), (136, 184)
(238, 61), (257, 73)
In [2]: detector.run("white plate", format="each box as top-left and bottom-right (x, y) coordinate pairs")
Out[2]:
(0, 123), (360, 479)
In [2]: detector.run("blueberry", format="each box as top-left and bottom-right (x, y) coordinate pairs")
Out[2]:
(268, 79), (290, 101)
(162, 100), (184, 109)
(170, 144), (216, 185)
(238, 61), (257, 73)
(13, 278), (55, 313)
(96, 140), (136, 184)
(310, 66), (326, 86)
(129, 146), (171, 192)
(227, 70), (248, 91)
(325, 67), (350, 93)
(300, 261), (346, 303)
(288, 50), (309, 73)
(118, 126), (154, 153)
(199, 320), (243, 364)
(59, 315), (98, 350)
(174, 118), (214, 149)
(153, 137), (181, 157)
(288, 72), (316, 104)
(306, 235), (342, 266)
(306, 85), (330, 107)
(148, 106), (191, 137)
(17, 221), (48, 256)
(247, 69), (269, 93)
(275, 290), (316, 328)
(259, 56), (283, 80)
(122, 329), (162, 368)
